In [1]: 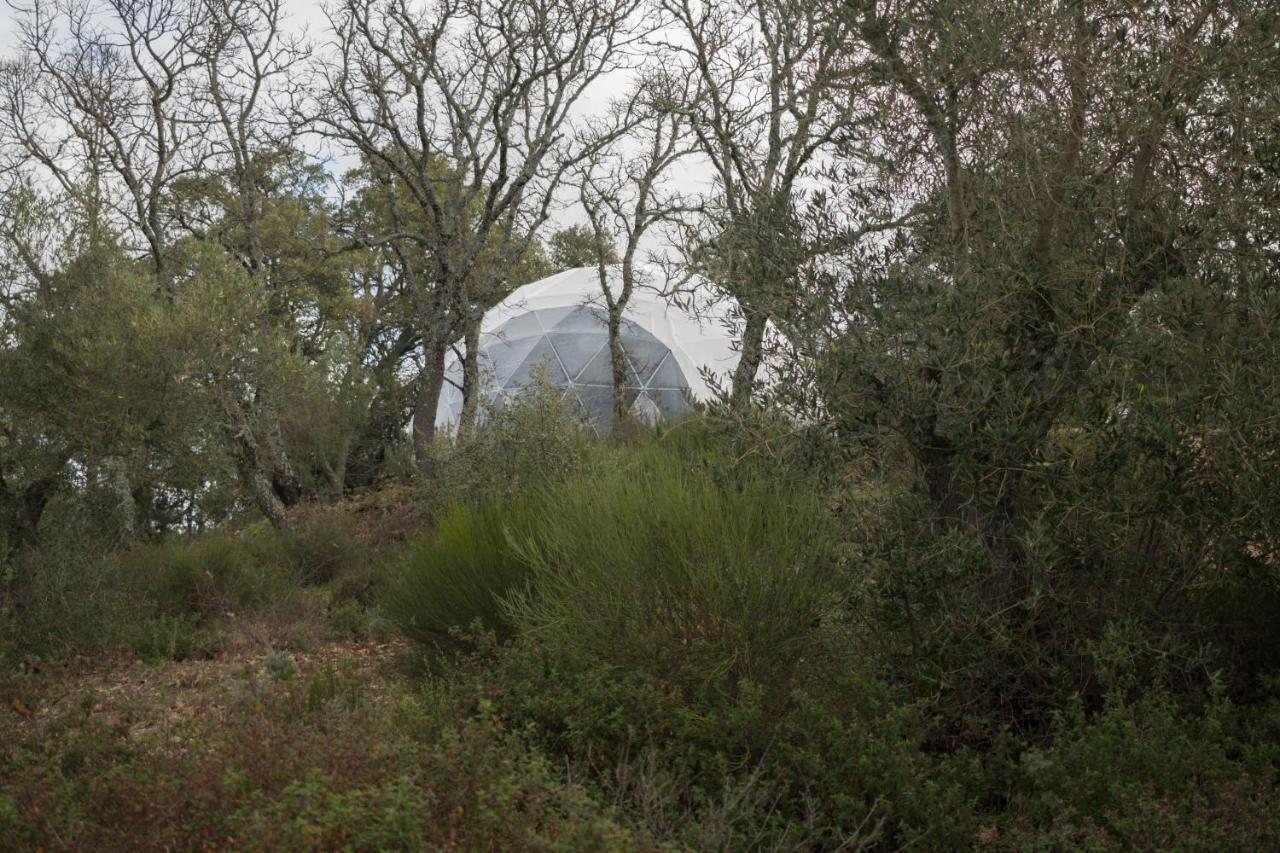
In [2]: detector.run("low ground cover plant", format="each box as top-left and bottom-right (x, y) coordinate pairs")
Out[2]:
(0, 660), (644, 851)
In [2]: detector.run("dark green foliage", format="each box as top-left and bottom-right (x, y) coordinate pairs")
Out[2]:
(116, 533), (301, 619)
(275, 511), (366, 585)
(4, 512), (374, 660)
(428, 375), (592, 512)
(999, 690), (1280, 849)
(449, 632), (976, 849)
(548, 223), (619, 271)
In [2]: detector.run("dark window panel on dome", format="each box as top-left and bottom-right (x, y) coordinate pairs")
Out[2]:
(618, 315), (648, 337)
(546, 332), (608, 381)
(546, 305), (610, 334)
(484, 335), (543, 386)
(574, 343), (642, 387)
(620, 335), (671, 384)
(505, 336), (569, 387)
(644, 351), (690, 390)
(559, 387), (599, 434)
(574, 385), (617, 434)
(488, 310), (546, 341)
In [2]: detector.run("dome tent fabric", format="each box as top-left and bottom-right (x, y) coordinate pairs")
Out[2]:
(435, 266), (743, 436)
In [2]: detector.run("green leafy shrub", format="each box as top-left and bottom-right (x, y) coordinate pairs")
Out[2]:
(325, 598), (394, 643)
(113, 532), (297, 618)
(383, 497), (538, 648)
(447, 630), (976, 850)
(1000, 688), (1280, 849)
(5, 543), (128, 653)
(117, 612), (215, 663)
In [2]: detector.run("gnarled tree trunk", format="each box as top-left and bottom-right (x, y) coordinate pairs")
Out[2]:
(221, 387), (290, 529)
(412, 336), (449, 478)
(459, 312), (482, 440)
(731, 310), (768, 409)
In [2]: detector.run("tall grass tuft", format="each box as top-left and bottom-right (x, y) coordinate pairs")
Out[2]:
(504, 442), (838, 691)
(383, 498), (537, 648)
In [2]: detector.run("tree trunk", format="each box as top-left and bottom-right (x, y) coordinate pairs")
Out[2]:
(731, 310), (769, 409)
(412, 336), (449, 478)
(608, 307), (631, 428)
(0, 477), (56, 565)
(221, 388), (291, 529)
(343, 381), (406, 490)
(255, 390), (302, 507)
(459, 313), (482, 440)
(102, 455), (137, 542)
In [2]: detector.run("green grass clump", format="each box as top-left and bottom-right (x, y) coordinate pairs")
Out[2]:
(383, 498), (538, 649)
(276, 511), (366, 585)
(115, 532), (299, 618)
(506, 442), (838, 691)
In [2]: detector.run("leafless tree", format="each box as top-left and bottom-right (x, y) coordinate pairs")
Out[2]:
(312, 0), (646, 474)
(575, 68), (697, 426)
(4, 0), (209, 286)
(190, 0), (309, 513)
(660, 0), (859, 407)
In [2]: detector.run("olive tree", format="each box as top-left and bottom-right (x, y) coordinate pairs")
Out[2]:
(788, 0), (1280, 723)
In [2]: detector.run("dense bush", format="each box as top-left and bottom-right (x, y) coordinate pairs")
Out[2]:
(440, 623), (1280, 849)
(998, 689), (1280, 849)
(116, 533), (300, 619)
(3, 510), (376, 660)
(448, 630), (975, 849)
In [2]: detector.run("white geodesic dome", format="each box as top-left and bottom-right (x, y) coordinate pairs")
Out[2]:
(436, 266), (742, 436)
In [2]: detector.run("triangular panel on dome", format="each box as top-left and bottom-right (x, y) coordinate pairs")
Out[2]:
(617, 314), (648, 337)
(631, 392), (662, 425)
(574, 344), (641, 387)
(505, 335), (569, 388)
(546, 332), (607, 381)
(573, 385), (619, 435)
(620, 335), (672, 384)
(489, 310), (546, 341)
(644, 351), (690, 390)
(650, 388), (696, 420)
(483, 335), (543, 386)
(526, 305), (578, 332)
(546, 304), (609, 334)
(558, 386), (597, 433)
